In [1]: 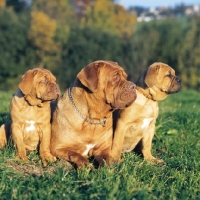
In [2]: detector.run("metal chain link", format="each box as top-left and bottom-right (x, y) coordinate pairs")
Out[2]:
(68, 85), (107, 127)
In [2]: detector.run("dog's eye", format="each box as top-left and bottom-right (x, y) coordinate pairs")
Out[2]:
(167, 72), (171, 77)
(112, 75), (120, 84)
(40, 78), (47, 84)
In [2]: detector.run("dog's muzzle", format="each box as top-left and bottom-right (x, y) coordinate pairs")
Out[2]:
(168, 76), (182, 94)
(113, 81), (137, 109)
(124, 82), (137, 107)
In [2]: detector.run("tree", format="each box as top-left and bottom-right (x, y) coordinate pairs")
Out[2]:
(31, 0), (74, 22)
(0, 0), (5, 8)
(178, 17), (200, 90)
(149, 19), (184, 71)
(0, 9), (34, 90)
(28, 10), (59, 69)
(6, 0), (30, 12)
(28, 0), (73, 71)
(84, 0), (137, 37)
(57, 24), (123, 89)
(123, 22), (160, 82)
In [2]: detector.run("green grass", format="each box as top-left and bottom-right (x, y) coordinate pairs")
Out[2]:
(0, 90), (200, 199)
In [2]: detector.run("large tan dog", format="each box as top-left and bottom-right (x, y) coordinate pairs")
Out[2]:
(111, 62), (182, 164)
(50, 60), (136, 169)
(0, 68), (60, 166)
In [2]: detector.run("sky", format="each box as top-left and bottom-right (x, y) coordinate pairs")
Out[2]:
(118, 0), (200, 8)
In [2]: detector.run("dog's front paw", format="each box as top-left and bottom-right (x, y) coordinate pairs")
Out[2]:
(109, 156), (124, 165)
(150, 158), (165, 165)
(145, 155), (165, 165)
(42, 154), (57, 166)
(0, 140), (6, 148)
(69, 154), (90, 169)
(110, 157), (124, 165)
(16, 154), (29, 162)
(94, 155), (111, 167)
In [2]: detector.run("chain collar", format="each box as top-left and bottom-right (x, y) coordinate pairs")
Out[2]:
(68, 85), (107, 127)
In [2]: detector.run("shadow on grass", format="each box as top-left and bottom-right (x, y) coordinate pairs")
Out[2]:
(4, 159), (73, 177)
(0, 112), (11, 125)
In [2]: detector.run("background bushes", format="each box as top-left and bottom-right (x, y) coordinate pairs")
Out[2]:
(0, 0), (200, 91)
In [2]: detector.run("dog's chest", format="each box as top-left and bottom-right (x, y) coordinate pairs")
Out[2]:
(82, 144), (95, 156)
(21, 120), (41, 150)
(123, 99), (158, 152)
(25, 120), (36, 132)
(141, 117), (153, 129)
(139, 101), (158, 129)
(22, 120), (43, 143)
(12, 101), (50, 134)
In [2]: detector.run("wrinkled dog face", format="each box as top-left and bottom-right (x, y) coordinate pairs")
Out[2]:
(145, 62), (182, 95)
(77, 60), (137, 110)
(19, 68), (60, 102)
(36, 70), (60, 101)
(102, 63), (137, 110)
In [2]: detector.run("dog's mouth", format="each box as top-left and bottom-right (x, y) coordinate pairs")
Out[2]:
(109, 102), (134, 111)
(109, 82), (137, 110)
(109, 103), (116, 111)
(41, 93), (60, 101)
(109, 103), (126, 111)
(39, 83), (60, 101)
(167, 76), (182, 94)
(160, 76), (182, 95)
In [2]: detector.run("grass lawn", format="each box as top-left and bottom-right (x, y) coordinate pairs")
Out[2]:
(0, 90), (200, 199)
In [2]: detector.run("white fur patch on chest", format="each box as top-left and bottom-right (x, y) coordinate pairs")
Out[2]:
(25, 120), (36, 132)
(82, 144), (95, 156)
(141, 118), (153, 129)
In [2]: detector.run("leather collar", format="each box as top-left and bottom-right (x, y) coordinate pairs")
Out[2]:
(136, 86), (154, 100)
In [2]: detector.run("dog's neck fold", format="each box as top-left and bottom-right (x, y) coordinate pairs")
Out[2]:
(69, 78), (112, 126)
(18, 89), (47, 107)
(136, 85), (168, 101)
(25, 94), (45, 107)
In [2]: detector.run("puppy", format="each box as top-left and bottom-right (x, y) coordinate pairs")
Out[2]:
(50, 60), (137, 169)
(111, 62), (182, 164)
(0, 68), (60, 166)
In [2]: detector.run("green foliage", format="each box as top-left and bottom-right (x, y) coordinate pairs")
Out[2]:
(0, 9), (38, 90)
(124, 18), (185, 82)
(31, 0), (74, 22)
(178, 17), (200, 90)
(0, 90), (200, 199)
(84, 0), (137, 37)
(0, 9), (25, 82)
(56, 24), (124, 89)
(0, 2), (200, 91)
(0, 91), (12, 125)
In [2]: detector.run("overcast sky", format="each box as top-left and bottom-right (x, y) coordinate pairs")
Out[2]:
(118, 0), (200, 8)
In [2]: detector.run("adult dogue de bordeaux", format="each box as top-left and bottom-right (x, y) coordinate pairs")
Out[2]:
(50, 60), (137, 169)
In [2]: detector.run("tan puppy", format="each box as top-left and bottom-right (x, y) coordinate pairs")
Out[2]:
(0, 68), (60, 166)
(50, 60), (136, 169)
(111, 62), (182, 163)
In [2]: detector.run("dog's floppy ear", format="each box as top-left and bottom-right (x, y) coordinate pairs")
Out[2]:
(135, 68), (148, 88)
(77, 61), (105, 92)
(144, 63), (161, 87)
(19, 69), (37, 95)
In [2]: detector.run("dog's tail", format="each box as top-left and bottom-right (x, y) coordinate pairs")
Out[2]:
(0, 123), (11, 148)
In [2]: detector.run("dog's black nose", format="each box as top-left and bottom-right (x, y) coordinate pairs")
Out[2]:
(130, 83), (136, 90)
(176, 77), (181, 82)
(127, 82), (136, 91)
